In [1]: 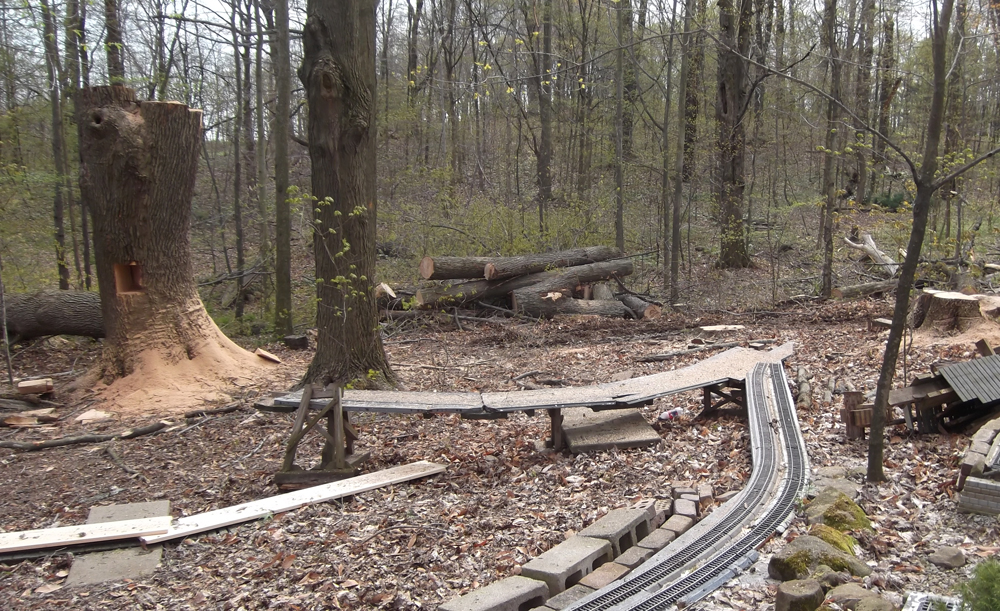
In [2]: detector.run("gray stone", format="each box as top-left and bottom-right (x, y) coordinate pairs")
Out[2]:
(775, 579), (824, 611)
(637, 528), (676, 551)
(716, 490), (739, 503)
(928, 546), (966, 569)
(673, 486), (696, 498)
(805, 487), (871, 530)
(520, 536), (612, 595)
(662, 514), (694, 536)
(824, 583), (878, 609)
(652, 499), (672, 527)
(540, 584), (594, 611)
(577, 562), (629, 590)
(577, 508), (652, 557)
(812, 564), (850, 591)
(615, 545), (654, 569)
(673, 498), (698, 518)
(768, 536), (871, 581)
(697, 484), (714, 507)
(856, 597), (895, 611)
(563, 409), (660, 453)
(66, 501), (171, 586)
(439, 576), (549, 611)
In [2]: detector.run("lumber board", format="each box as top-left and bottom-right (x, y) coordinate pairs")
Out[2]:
(141, 461), (446, 544)
(0, 516), (172, 553)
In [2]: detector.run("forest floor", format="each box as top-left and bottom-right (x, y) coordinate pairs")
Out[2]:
(2, 278), (1000, 609)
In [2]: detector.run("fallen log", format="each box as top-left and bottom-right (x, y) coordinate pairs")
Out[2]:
(831, 280), (897, 299)
(0, 420), (168, 451)
(418, 256), (494, 280)
(525, 259), (635, 296)
(414, 270), (557, 308)
(483, 246), (622, 280)
(4, 290), (103, 342)
(510, 290), (632, 318)
(617, 294), (661, 319)
(843, 232), (898, 277)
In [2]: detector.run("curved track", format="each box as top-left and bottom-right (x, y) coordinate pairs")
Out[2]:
(565, 362), (810, 611)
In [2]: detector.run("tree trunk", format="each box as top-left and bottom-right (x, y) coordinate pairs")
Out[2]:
(40, 0), (71, 290)
(820, 0), (843, 298)
(614, 0), (625, 250)
(298, 0), (395, 388)
(618, 294), (661, 319)
(869, 0), (955, 483)
(483, 246), (622, 280)
(853, 0), (876, 204)
(870, 16), (896, 195)
(103, 0), (125, 82)
(273, 0), (293, 334)
(76, 85), (262, 383)
(3, 291), (103, 341)
(672, 0), (694, 302)
(231, 4), (246, 320)
(831, 280), (897, 300)
(419, 256), (494, 280)
(716, 0), (752, 268)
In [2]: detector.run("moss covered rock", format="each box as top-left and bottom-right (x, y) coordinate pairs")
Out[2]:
(809, 524), (859, 555)
(806, 487), (873, 531)
(769, 535), (872, 581)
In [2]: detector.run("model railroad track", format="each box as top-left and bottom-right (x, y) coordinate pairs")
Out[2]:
(565, 362), (810, 611)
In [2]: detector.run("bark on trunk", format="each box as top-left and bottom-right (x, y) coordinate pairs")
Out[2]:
(77, 86), (257, 382)
(511, 291), (632, 319)
(520, 259), (635, 296)
(273, 0), (293, 334)
(830, 280), (897, 300)
(4, 291), (103, 341)
(618, 294), (661, 319)
(483, 246), (622, 280)
(419, 256), (493, 280)
(298, 0), (394, 388)
(415, 271), (555, 308)
(920, 291), (981, 331)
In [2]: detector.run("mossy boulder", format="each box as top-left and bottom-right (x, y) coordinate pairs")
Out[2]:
(809, 524), (859, 555)
(769, 535), (872, 581)
(806, 487), (873, 531)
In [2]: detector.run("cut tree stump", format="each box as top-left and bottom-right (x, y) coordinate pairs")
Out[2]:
(920, 291), (982, 331)
(483, 246), (622, 280)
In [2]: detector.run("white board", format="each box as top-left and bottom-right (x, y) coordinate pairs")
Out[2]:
(0, 516), (172, 553)
(141, 460), (446, 545)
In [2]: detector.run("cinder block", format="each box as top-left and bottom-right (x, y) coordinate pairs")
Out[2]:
(673, 498), (698, 518)
(615, 545), (654, 568)
(541, 584), (595, 610)
(653, 499), (672, 526)
(520, 536), (612, 595)
(578, 508), (652, 556)
(439, 576), (549, 611)
(637, 527), (676, 551)
(673, 486), (696, 499)
(966, 477), (1000, 493)
(697, 484), (714, 506)
(631, 499), (657, 521)
(662, 514), (695, 536)
(578, 562), (630, 590)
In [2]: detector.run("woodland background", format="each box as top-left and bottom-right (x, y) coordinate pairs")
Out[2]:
(0, 0), (999, 334)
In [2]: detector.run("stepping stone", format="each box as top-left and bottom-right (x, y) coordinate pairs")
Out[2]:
(775, 579), (824, 611)
(562, 409), (660, 453)
(66, 501), (171, 586)
(928, 546), (966, 569)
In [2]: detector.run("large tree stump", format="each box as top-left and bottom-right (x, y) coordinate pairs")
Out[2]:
(919, 291), (982, 331)
(76, 86), (268, 401)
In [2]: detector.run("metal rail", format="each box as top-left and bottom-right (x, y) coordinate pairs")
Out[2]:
(566, 363), (809, 611)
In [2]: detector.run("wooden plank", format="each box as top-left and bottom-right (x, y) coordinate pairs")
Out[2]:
(141, 461), (445, 545)
(0, 516), (171, 553)
(976, 339), (995, 357)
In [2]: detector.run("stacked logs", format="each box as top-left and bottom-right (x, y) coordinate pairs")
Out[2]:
(415, 247), (661, 320)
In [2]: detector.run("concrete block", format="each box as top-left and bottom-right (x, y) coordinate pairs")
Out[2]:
(966, 477), (1000, 493)
(637, 527), (676, 551)
(541, 584), (595, 610)
(67, 501), (171, 587)
(631, 499), (657, 521)
(662, 514), (695, 536)
(716, 490), (739, 503)
(578, 562), (630, 590)
(615, 545), (654, 569)
(577, 508), (652, 556)
(440, 576), (549, 611)
(654, 499), (672, 525)
(697, 484), (714, 506)
(520, 536), (612, 595)
(563, 409), (660, 453)
(673, 498), (698, 518)
(680, 493), (700, 505)
(673, 486), (696, 499)
(630, 498), (668, 529)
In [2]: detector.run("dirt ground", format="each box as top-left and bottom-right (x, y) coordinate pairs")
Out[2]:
(1, 294), (999, 610)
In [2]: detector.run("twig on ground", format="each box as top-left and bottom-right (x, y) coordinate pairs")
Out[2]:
(0, 421), (169, 451)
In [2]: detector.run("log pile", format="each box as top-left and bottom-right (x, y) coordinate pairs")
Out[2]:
(414, 248), (660, 320)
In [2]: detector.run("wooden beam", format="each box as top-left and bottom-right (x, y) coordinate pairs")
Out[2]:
(0, 516), (171, 553)
(140, 461), (445, 545)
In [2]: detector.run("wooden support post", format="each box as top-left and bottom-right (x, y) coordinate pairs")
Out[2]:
(976, 339), (995, 357)
(842, 391), (864, 440)
(281, 384), (313, 472)
(332, 387), (346, 469)
(547, 408), (564, 451)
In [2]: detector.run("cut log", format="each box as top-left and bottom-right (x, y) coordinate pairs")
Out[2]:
(618, 294), (661, 320)
(17, 379), (53, 395)
(831, 280), (897, 299)
(419, 256), (494, 280)
(483, 246), (622, 280)
(920, 291), (982, 331)
(843, 232), (899, 277)
(3, 291), (103, 342)
(510, 291), (632, 318)
(525, 259), (635, 296)
(592, 283), (615, 301)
